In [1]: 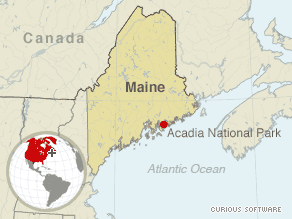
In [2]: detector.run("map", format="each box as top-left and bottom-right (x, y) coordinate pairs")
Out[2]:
(1, 0), (292, 218)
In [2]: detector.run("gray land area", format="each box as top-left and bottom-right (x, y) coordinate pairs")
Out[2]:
(66, 141), (84, 172)
(43, 174), (71, 207)
(25, 159), (43, 176)
(75, 151), (84, 172)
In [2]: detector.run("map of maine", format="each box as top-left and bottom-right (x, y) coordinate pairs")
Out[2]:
(87, 7), (197, 174)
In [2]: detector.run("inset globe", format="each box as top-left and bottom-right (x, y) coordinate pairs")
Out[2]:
(7, 133), (86, 210)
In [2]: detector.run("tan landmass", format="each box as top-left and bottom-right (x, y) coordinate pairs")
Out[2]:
(252, 19), (292, 86)
(0, 89), (94, 218)
(15, 212), (63, 219)
(265, 19), (292, 50)
(0, 98), (23, 219)
(109, 0), (291, 99)
(14, 91), (96, 218)
(220, 18), (292, 156)
(87, 7), (197, 174)
(200, 108), (207, 117)
(63, 216), (75, 219)
(14, 211), (75, 218)
(112, 0), (253, 98)
(222, 85), (292, 158)
(18, 91), (93, 182)
(0, 0), (115, 99)
(2, 0), (289, 100)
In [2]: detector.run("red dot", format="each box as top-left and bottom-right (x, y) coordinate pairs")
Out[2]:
(160, 121), (167, 128)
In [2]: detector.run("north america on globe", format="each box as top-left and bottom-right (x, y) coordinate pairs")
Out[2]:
(25, 136), (57, 164)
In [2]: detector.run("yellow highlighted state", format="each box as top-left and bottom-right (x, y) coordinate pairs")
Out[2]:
(87, 7), (197, 174)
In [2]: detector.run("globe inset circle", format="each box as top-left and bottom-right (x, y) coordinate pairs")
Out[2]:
(7, 132), (86, 211)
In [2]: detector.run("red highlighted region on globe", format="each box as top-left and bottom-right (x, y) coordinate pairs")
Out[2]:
(25, 137), (56, 164)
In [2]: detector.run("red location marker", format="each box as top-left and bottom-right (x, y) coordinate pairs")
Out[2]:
(160, 121), (167, 128)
